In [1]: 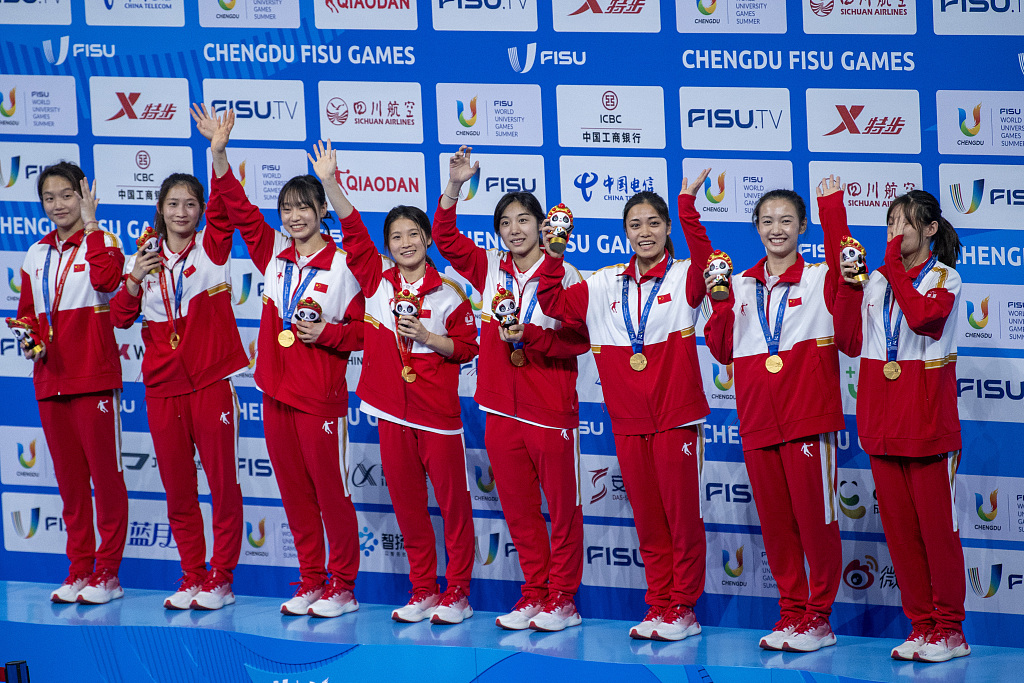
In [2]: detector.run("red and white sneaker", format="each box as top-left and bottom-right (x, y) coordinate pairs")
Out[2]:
(781, 613), (837, 652)
(191, 569), (235, 611)
(76, 569), (124, 605)
(430, 585), (473, 625)
(392, 587), (440, 623)
(529, 592), (582, 632)
(890, 624), (933, 660)
(164, 572), (206, 610)
(629, 605), (666, 640)
(914, 627), (971, 663)
(308, 577), (359, 618)
(51, 572), (91, 604)
(495, 596), (543, 630)
(759, 613), (802, 651)
(280, 578), (324, 616)
(650, 604), (701, 642)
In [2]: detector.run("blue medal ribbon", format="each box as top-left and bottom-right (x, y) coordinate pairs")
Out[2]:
(42, 241), (81, 341)
(621, 257), (673, 355)
(281, 261), (320, 331)
(503, 269), (538, 352)
(755, 281), (791, 357)
(883, 254), (937, 362)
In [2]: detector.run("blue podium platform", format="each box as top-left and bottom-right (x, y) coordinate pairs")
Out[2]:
(1, 581), (1020, 683)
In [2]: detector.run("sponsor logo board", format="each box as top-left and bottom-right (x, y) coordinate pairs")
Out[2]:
(90, 77), (191, 139)
(807, 160), (922, 226)
(559, 155), (668, 219)
(436, 83), (543, 147)
(806, 89), (921, 154)
(318, 81), (422, 145)
(0, 75), (77, 137)
(0, 141), (80, 203)
(676, 0), (787, 32)
(680, 86), (791, 151)
(437, 152), (546, 216)
(93, 145), (193, 206)
(202, 79), (306, 143)
(684, 157), (794, 223)
(556, 85), (666, 150)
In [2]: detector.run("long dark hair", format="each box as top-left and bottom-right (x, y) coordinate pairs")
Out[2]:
(36, 161), (85, 199)
(751, 189), (807, 231)
(623, 191), (674, 258)
(154, 173), (206, 239)
(493, 192), (545, 235)
(886, 190), (961, 269)
(384, 205), (435, 269)
(278, 175), (335, 229)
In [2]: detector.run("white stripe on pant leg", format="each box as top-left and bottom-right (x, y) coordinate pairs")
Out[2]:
(113, 389), (123, 472)
(461, 434), (470, 492)
(339, 417), (351, 497)
(948, 450), (960, 533)
(230, 380), (240, 484)
(696, 424), (705, 520)
(819, 432), (838, 524)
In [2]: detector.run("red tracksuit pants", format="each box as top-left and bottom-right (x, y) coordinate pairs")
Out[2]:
(485, 414), (583, 598)
(38, 390), (127, 576)
(264, 395), (358, 589)
(870, 451), (966, 631)
(378, 419), (474, 594)
(745, 433), (842, 619)
(147, 379), (243, 578)
(614, 425), (706, 609)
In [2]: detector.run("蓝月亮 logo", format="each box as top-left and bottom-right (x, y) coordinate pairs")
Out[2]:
(712, 363), (733, 391)
(358, 526), (378, 556)
(968, 564), (1002, 598)
(326, 98), (349, 126)
(18, 440), (37, 469)
(705, 171), (726, 204)
(975, 489), (998, 522)
(809, 0), (833, 16)
(723, 546), (743, 577)
(1, 156), (20, 189)
(246, 518), (266, 548)
(838, 480), (867, 519)
(508, 43), (536, 74)
(950, 179), (984, 215)
(0, 88), (15, 118)
(843, 556), (877, 590)
(457, 96), (477, 128)
(475, 465), (495, 493)
(475, 532), (499, 566)
(11, 508), (40, 539)
(959, 104), (982, 137)
(697, 0), (717, 15)
(967, 296), (989, 329)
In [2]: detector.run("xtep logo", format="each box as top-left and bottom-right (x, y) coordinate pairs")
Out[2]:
(108, 92), (140, 121)
(968, 564), (1001, 598)
(475, 465), (495, 493)
(570, 0), (646, 13)
(959, 104), (982, 137)
(108, 93), (177, 122)
(838, 480), (867, 519)
(967, 296), (990, 329)
(42, 37), (70, 66)
(705, 171), (726, 204)
(508, 43), (536, 74)
(9, 267), (22, 293)
(246, 518), (266, 548)
(590, 467), (609, 503)
(475, 532), (499, 565)
(457, 96), (477, 128)
(722, 546), (743, 577)
(950, 179), (984, 214)
(463, 167), (480, 201)
(697, 0), (717, 15)
(18, 440), (37, 469)
(234, 272), (252, 305)
(824, 105), (905, 136)
(0, 88), (15, 118)
(219, 0), (238, 9)
(712, 363), (733, 390)
(1, 157), (19, 189)
(11, 508), (40, 539)
(975, 489), (998, 522)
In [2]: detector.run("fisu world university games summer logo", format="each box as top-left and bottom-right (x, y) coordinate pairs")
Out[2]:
(950, 179), (984, 215)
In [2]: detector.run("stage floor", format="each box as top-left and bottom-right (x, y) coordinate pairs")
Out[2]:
(1, 580), (1020, 683)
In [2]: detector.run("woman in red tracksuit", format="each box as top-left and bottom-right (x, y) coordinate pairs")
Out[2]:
(431, 147), (589, 632)
(537, 171), (713, 642)
(702, 178), (850, 653)
(826, 185), (969, 664)
(203, 107), (366, 619)
(17, 162), (128, 606)
(110, 160), (248, 610)
(310, 140), (478, 626)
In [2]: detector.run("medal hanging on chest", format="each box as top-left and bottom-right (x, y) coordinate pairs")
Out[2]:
(882, 255), (937, 381)
(756, 280), (791, 374)
(621, 258), (672, 372)
(497, 268), (539, 368)
(279, 260), (320, 348)
(393, 288), (424, 383)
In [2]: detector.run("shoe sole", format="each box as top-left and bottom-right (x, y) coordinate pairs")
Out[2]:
(164, 600), (191, 610)
(781, 636), (837, 653)
(77, 589), (123, 606)
(913, 646), (971, 663)
(650, 624), (701, 642)
(530, 616), (582, 632)
(191, 597), (235, 611)
(281, 605), (308, 616)
(629, 628), (652, 640)
(760, 638), (782, 651)
(51, 595), (76, 604)
(431, 610), (472, 625)
(308, 603), (358, 619)
(495, 618), (531, 630)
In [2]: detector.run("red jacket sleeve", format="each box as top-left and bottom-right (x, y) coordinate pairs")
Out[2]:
(431, 198), (489, 293)
(817, 191), (853, 315)
(339, 208), (383, 299)
(677, 194), (714, 310)
(201, 183), (233, 266)
(537, 256), (590, 333)
(211, 167), (276, 274)
(85, 231), (125, 293)
(16, 269), (35, 322)
(883, 236), (955, 341)
(704, 294), (735, 365)
(833, 282), (864, 357)
(445, 298), (479, 364)
(109, 282), (142, 329)
(316, 293), (365, 352)
(521, 322), (590, 358)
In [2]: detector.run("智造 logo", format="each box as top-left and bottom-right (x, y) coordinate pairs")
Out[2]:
(712, 363), (733, 390)
(838, 480), (867, 519)
(809, 0), (833, 16)
(475, 532), (499, 566)
(967, 296), (990, 329)
(959, 104), (982, 137)
(8, 268), (22, 293)
(975, 489), (998, 522)
(42, 37), (70, 66)
(1, 156), (20, 189)
(246, 518), (266, 548)
(968, 563), (1001, 598)
(475, 465), (495, 493)
(18, 440), (37, 469)
(697, 0), (717, 15)
(358, 526), (378, 556)
(0, 88), (15, 118)
(722, 546), (743, 577)
(843, 556), (877, 590)
(457, 96), (477, 128)
(950, 179), (984, 214)
(11, 508), (40, 539)
(508, 43), (536, 74)
(705, 171), (726, 204)
(325, 98), (349, 126)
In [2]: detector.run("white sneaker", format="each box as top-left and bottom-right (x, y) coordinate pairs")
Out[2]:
(164, 572), (205, 610)
(782, 614), (837, 653)
(759, 614), (802, 651)
(891, 624), (933, 660)
(76, 569), (124, 605)
(280, 579), (324, 616)
(529, 592), (582, 632)
(308, 578), (359, 618)
(393, 588), (441, 623)
(914, 628), (971, 663)
(495, 596), (543, 630)
(430, 585), (473, 625)
(650, 604), (701, 642)
(629, 605), (666, 640)
(191, 570), (235, 611)
(51, 573), (91, 604)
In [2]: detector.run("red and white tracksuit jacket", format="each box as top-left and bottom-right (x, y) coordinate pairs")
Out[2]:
(18, 228), (128, 576)
(341, 207), (478, 593)
(431, 198), (588, 599)
(701, 206), (848, 619)
(826, 190), (966, 631)
(210, 166), (364, 589)
(110, 225), (247, 579)
(537, 193), (711, 609)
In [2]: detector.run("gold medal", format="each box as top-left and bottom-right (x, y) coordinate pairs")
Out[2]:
(278, 330), (295, 348)
(169, 332), (180, 350)
(401, 365), (416, 383)
(510, 349), (527, 367)
(883, 360), (902, 380)
(629, 352), (648, 372)
(765, 354), (784, 374)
